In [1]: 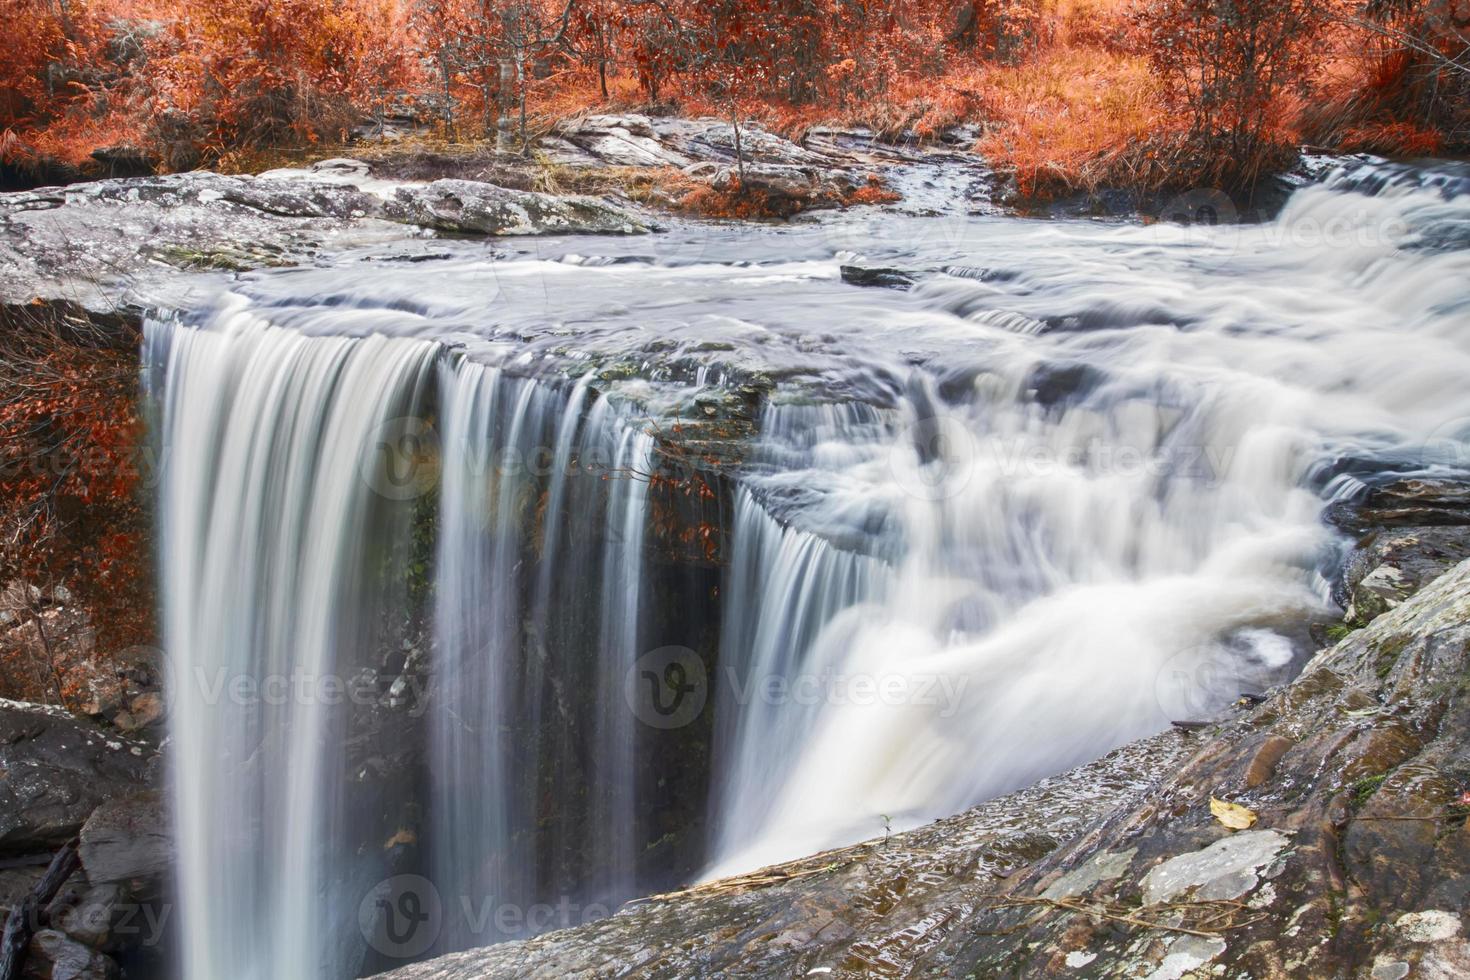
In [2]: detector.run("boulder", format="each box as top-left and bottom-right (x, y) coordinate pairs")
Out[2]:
(77, 792), (169, 896)
(839, 265), (916, 289)
(0, 703), (155, 854)
(20, 929), (119, 980)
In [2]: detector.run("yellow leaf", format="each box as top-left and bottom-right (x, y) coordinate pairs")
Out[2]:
(1210, 797), (1257, 830)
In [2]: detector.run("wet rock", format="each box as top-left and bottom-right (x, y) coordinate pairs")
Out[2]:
(383, 179), (647, 236)
(1338, 524), (1470, 625)
(1329, 478), (1470, 531)
(108, 694), (162, 735)
(708, 162), (861, 213)
(839, 265), (916, 289)
(0, 169), (646, 315)
(0, 702), (155, 853)
(1138, 830), (1290, 905)
(1242, 734), (1294, 788)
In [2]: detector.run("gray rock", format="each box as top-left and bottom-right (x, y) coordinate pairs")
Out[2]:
(1139, 830), (1291, 905)
(77, 792), (168, 893)
(0, 702), (155, 853)
(20, 929), (119, 980)
(384, 179), (646, 236)
(0, 169), (646, 315)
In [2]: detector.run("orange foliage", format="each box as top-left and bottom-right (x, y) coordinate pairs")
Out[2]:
(1, 0), (1465, 195)
(0, 309), (154, 706)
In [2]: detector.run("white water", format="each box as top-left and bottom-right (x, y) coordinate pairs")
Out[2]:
(151, 301), (437, 979)
(150, 157), (1470, 974)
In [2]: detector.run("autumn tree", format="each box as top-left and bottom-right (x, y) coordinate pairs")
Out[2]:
(149, 0), (420, 158)
(0, 306), (153, 707)
(1306, 0), (1470, 153)
(1144, 0), (1330, 188)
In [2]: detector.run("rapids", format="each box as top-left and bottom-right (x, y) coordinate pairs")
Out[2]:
(147, 157), (1470, 977)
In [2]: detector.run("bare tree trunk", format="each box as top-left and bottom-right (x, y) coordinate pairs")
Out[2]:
(0, 840), (80, 980)
(497, 58), (516, 146)
(26, 598), (64, 709)
(517, 53), (529, 155)
(731, 113), (745, 186)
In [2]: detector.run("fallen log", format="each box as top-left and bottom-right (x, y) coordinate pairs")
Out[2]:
(0, 838), (81, 980)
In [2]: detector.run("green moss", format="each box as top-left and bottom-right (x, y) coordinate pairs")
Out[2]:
(1372, 633), (1413, 679)
(1351, 773), (1388, 808)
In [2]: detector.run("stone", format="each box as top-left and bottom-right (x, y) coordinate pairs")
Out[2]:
(839, 266), (916, 289)
(110, 693), (163, 733)
(383, 179), (647, 237)
(0, 169), (647, 315)
(20, 929), (119, 979)
(1039, 847), (1136, 900)
(77, 792), (169, 894)
(1243, 735), (1294, 788)
(1139, 831), (1292, 905)
(0, 702), (155, 853)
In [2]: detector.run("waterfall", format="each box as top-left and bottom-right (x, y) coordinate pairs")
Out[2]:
(148, 155), (1470, 973)
(154, 306), (665, 973)
(152, 302), (437, 980)
(428, 363), (656, 947)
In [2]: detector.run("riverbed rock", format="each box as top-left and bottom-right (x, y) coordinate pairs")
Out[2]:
(375, 551), (1470, 979)
(0, 702), (156, 854)
(0, 169), (647, 314)
(1329, 478), (1470, 625)
(382, 179), (646, 236)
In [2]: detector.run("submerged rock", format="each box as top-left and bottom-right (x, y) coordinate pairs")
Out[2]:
(839, 265), (916, 289)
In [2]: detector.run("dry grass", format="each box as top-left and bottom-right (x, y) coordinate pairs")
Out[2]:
(975, 47), (1174, 199)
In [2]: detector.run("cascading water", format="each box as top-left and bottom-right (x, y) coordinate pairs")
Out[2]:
(150, 302), (437, 979)
(150, 156), (1470, 975)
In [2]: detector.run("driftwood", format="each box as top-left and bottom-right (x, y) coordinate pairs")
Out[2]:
(0, 838), (81, 980)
